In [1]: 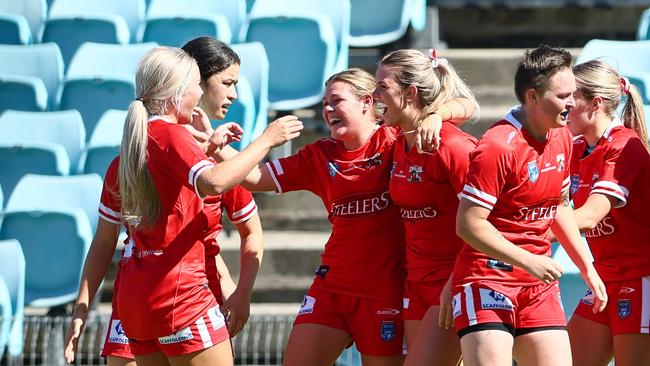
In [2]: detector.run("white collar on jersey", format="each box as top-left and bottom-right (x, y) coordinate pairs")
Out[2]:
(602, 117), (623, 139)
(503, 106), (523, 130)
(147, 115), (173, 123)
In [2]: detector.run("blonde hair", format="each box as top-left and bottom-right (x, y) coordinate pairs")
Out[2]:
(119, 47), (197, 228)
(325, 68), (383, 122)
(379, 49), (479, 122)
(573, 60), (648, 149)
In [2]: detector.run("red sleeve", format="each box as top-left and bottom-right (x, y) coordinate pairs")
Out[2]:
(222, 185), (258, 224)
(460, 138), (514, 211)
(264, 143), (321, 195)
(560, 127), (573, 194)
(591, 134), (645, 208)
(98, 157), (122, 224)
(438, 129), (478, 195)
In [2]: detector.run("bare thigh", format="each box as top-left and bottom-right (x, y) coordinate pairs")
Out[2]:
(613, 333), (650, 366)
(460, 330), (513, 366)
(107, 356), (136, 366)
(283, 323), (352, 366)
(361, 354), (404, 366)
(404, 319), (421, 352)
(567, 314), (613, 366)
(134, 351), (171, 366)
(167, 341), (233, 366)
(404, 306), (461, 366)
(513, 329), (571, 366)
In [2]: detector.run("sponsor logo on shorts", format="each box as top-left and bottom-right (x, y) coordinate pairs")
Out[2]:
(452, 293), (462, 318)
(403, 298), (410, 309)
(298, 295), (316, 315)
(380, 320), (396, 342)
(377, 308), (400, 316)
(158, 327), (193, 344)
(618, 299), (631, 319)
(108, 320), (129, 344)
(479, 288), (514, 311)
(619, 287), (636, 294)
(580, 289), (595, 306)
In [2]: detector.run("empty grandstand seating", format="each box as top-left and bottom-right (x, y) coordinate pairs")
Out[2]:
(0, 239), (25, 360)
(348, 0), (412, 47)
(0, 14), (32, 44)
(0, 43), (64, 111)
(142, 16), (232, 46)
(0, 0), (47, 43)
(77, 109), (124, 176)
(576, 39), (650, 74)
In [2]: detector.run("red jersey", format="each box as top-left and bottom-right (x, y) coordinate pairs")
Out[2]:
(265, 125), (405, 302)
(116, 118), (217, 340)
(570, 121), (650, 281)
(203, 186), (257, 297)
(389, 123), (477, 282)
(454, 109), (572, 286)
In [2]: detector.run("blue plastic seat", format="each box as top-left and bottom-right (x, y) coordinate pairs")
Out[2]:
(410, 0), (427, 32)
(0, 13), (32, 44)
(0, 207), (92, 307)
(0, 43), (64, 110)
(0, 239), (25, 360)
(0, 277), (12, 361)
(349, 0), (411, 47)
(0, 0), (47, 42)
(78, 146), (120, 178)
(48, 0), (145, 43)
(78, 109), (125, 176)
(221, 75), (255, 150)
(0, 142), (70, 202)
(0, 75), (47, 112)
(7, 174), (103, 233)
(147, 0), (244, 42)
(0, 110), (86, 168)
(41, 15), (130, 67)
(142, 16), (231, 46)
(576, 39), (650, 74)
(250, 0), (350, 72)
(638, 7), (650, 40)
(231, 42), (270, 142)
(60, 42), (157, 139)
(243, 14), (337, 110)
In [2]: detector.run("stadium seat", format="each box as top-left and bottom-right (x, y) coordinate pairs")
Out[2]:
(0, 43), (64, 110)
(0, 110), (86, 168)
(250, 0), (350, 72)
(41, 15), (130, 67)
(7, 174), (103, 233)
(0, 207), (92, 307)
(146, 0), (244, 43)
(78, 109), (125, 176)
(0, 75), (47, 112)
(552, 242), (593, 320)
(0, 142), (70, 202)
(60, 42), (157, 140)
(348, 0), (411, 47)
(0, 14), (32, 44)
(222, 75), (256, 150)
(0, 239), (25, 360)
(638, 7), (650, 40)
(48, 0), (146, 43)
(624, 71), (650, 105)
(141, 16), (232, 46)
(0, 277), (11, 361)
(576, 39), (650, 74)
(242, 14), (337, 110)
(410, 0), (427, 32)
(231, 42), (270, 142)
(0, 0), (47, 42)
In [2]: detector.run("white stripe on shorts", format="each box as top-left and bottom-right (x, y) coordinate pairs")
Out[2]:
(195, 316), (213, 348)
(641, 276), (650, 334)
(464, 284), (477, 326)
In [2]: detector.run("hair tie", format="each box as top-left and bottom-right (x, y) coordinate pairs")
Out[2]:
(135, 97), (144, 103)
(620, 77), (631, 95)
(428, 48), (447, 69)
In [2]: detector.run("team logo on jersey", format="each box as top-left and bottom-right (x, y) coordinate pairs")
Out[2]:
(570, 175), (580, 195)
(298, 295), (316, 315)
(407, 165), (423, 182)
(158, 326), (193, 344)
(479, 288), (514, 311)
(380, 320), (396, 341)
(618, 299), (631, 319)
(527, 161), (539, 183)
(108, 320), (129, 344)
(452, 293), (462, 318)
(556, 153), (566, 172)
(363, 153), (383, 169)
(327, 161), (339, 177)
(580, 289), (594, 306)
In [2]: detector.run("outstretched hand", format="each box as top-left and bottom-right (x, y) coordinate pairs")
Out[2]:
(260, 115), (303, 148)
(206, 122), (244, 156)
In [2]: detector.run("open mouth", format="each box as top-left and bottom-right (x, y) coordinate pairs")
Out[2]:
(328, 117), (342, 126)
(560, 110), (570, 120)
(375, 101), (387, 115)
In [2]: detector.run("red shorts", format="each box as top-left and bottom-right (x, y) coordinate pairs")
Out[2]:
(294, 286), (404, 357)
(573, 276), (650, 335)
(127, 305), (229, 357)
(100, 311), (133, 360)
(452, 281), (566, 338)
(403, 279), (446, 320)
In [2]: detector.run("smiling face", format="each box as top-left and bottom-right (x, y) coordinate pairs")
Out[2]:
(528, 67), (576, 132)
(373, 65), (405, 127)
(322, 81), (373, 144)
(199, 63), (240, 120)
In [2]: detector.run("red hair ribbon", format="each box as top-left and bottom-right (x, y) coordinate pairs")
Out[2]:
(620, 77), (631, 95)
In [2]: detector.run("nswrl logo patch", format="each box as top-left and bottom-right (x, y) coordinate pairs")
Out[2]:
(380, 320), (396, 341)
(618, 299), (631, 319)
(527, 160), (539, 183)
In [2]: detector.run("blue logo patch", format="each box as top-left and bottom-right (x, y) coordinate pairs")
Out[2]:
(618, 299), (631, 319)
(380, 321), (396, 341)
(527, 161), (539, 183)
(570, 175), (580, 195)
(328, 161), (339, 177)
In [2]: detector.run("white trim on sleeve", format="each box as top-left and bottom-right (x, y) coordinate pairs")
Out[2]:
(230, 201), (258, 224)
(189, 159), (215, 199)
(265, 161), (283, 194)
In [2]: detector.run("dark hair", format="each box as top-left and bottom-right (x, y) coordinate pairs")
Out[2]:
(181, 37), (240, 82)
(514, 44), (573, 104)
